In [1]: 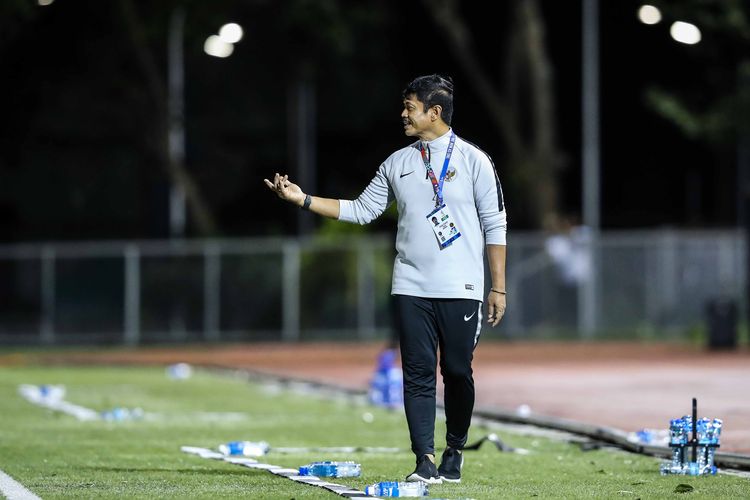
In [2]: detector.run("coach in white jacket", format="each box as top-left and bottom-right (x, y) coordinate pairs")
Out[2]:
(264, 74), (507, 485)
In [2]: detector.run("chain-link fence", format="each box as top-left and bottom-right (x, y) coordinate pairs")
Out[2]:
(0, 230), (744, 345)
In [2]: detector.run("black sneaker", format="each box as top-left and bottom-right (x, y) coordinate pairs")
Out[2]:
(438, 447), (464, 483)
(406, 454), (442, 484)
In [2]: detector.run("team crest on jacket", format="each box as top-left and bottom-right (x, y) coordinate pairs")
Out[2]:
(444, 166), (457, 182)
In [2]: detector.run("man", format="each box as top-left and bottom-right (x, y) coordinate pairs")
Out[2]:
(264, 74), (507, 484)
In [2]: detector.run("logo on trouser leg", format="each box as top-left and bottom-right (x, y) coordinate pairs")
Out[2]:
(473, 305), (482, 347)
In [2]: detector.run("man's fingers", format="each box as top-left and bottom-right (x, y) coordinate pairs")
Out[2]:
(492, 309), (504, 327)
(274, 173), (292, 190)
(265, 178), (283, 196)
(487, 298), (506, 326)
(265, 177), (288, 200)
(492, 307), (506, 327)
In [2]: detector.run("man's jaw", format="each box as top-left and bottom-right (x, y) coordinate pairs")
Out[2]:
(403, 120), (416, 136)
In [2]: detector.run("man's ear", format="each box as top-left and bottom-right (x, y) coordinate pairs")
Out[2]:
(430, 105), (443, 122)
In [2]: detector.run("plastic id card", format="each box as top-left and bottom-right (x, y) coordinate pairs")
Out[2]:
(426, 204), (462, 249)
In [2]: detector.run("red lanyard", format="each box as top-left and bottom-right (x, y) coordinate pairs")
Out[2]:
(419, 132), (456, 207)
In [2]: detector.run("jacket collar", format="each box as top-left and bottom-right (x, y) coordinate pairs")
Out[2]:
(421, 128), (453, 152)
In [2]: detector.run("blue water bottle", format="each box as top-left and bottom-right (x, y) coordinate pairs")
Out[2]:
(696, 417), (711, 474)
(364, 481), (428, 497)
(369, 349), (403, 408)
(298, 461), (361, 478)
(666, 418), (685, 474)
(705, 418), (722, 474)
(219, 441), (270, 457)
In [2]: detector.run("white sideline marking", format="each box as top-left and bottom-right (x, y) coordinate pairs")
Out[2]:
(19, 385), (246, 424)
(144, 412), (248, 423)
(273, 446), (401, 454)
(18, 384), (99, 421)
(181, 446), (370, 498)
(0, 469), (41, 500)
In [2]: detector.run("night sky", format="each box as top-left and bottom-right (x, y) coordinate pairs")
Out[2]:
(0, 0), (744, 242)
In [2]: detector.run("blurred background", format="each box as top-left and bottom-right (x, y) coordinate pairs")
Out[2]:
(1, 0), (749, 346)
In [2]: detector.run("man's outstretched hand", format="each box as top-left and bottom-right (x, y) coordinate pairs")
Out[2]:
(263, 173), (305, 207)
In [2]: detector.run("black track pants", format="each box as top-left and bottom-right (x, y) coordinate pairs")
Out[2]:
(394, 294), (482, 458)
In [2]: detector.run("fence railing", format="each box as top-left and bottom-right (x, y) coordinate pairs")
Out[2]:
(0, 230), (745, 345)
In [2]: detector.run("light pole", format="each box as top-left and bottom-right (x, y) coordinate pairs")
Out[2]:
(580, 0), (600, 338)
(169, 17), (244, 239)
(167, 7), (186, 238)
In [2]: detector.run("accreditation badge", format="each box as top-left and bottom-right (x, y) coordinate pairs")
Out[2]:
(426, 204), (462, 249)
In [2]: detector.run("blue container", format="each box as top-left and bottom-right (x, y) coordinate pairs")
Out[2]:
(298, 461), (361, 478)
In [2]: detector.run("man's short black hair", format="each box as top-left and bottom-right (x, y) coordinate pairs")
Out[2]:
(402, 74), (454, 125)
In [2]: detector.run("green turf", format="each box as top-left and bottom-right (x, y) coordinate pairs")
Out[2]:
(0, 365), (747, 499)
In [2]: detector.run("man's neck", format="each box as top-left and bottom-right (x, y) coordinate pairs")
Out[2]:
(418, 124), (451, 142)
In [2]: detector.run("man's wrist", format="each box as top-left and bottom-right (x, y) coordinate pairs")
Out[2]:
(490, 287), (506, 295)
(300, 194), (312, 210)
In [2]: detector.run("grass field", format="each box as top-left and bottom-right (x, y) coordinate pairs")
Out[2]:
(1, 365), (748, 499)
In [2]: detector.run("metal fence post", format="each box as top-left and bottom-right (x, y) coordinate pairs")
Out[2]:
(735, 231), (745, 302)
(124, 245), (141, 346)
(40, 246), (56, 344)
(654, 232), (678, 325)
(357, 242), (376, 340)
(578, 232), (598, 338)
(203, 243), (221, 341)
(504, 243), (522, 337)
(282, 240), (301, 341)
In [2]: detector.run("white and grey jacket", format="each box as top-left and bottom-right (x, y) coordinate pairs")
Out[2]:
(339, 128), (507, 302)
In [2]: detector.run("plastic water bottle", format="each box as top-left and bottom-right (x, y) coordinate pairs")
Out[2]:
(696, 417), (711, 473)
(364, 481), (428, 497)
(369, 349), (403, 408)
(635, 429), (654, 444)
(100, 407), (144, 421)
(682, 415), (693, 435)
(219, 441), (270, 457)
(687, 461), (701, 476)
(666, 418), (685, 474)
(166, 363), (192, 380)
(631, 428), (669, 446)
(705, 418), (722, 473)
(710, 418), (723, 443)
(659, 462), (672, 475)
(39, 384), (65, 401)
(298, 461), (361, 478)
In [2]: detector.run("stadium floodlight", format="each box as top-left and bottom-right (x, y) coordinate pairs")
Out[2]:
(637, 5), (661, 25)
(670, 21), (702, 45)
(204, 35), (234, 58)
(219, 23), (244, 44)
(38, 0), (54, 5)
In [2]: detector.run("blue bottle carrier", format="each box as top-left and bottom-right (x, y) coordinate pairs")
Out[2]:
(660, 398), (722, 476)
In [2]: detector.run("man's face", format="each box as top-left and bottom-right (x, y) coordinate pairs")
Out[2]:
(401, 94), (432, 137)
